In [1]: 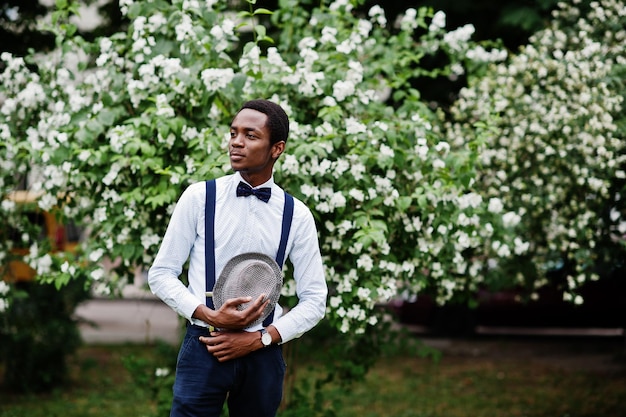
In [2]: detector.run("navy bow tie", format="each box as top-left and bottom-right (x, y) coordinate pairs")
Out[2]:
(236, 181), (271, 203)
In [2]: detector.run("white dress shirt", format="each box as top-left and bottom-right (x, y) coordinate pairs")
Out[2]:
(148, 172), (327, 344)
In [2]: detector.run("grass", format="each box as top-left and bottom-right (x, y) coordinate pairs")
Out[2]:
(0, 344), (159, 417)
(317, 353), (626, 417)
(1, 337), (625, 417)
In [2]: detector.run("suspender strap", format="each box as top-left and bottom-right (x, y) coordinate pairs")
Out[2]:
(275, 193), (294, 267)
(204, 180), (295, 328)
(205, 180), (216, 308)
(264, 192), (294, 327)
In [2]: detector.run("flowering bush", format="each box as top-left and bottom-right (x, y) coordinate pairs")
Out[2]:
(0, 0), (521, 338)
(447, 0), (626, 303)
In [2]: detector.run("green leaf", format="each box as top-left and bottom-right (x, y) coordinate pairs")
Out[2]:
(396, 196), (412, 211)
(255, 24), (267, 39)
(96, 108), (118, 127)
(253, 8), (273, 15)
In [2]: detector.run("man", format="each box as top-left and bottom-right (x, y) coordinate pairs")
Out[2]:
(148, 99), (327, 417)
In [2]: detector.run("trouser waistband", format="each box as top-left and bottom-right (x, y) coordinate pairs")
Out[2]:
(185, 322), (214, 337)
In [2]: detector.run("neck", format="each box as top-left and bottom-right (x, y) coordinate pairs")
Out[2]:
(239, 172), (271, 188)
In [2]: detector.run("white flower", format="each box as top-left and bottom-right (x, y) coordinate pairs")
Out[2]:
(298, 37), (316, 50)
(488, 198), (504, 213)
(513, 237), (529, 255)
(329, 0), (352, 12)
(443, 24), (475, 52)
(282, 154), (299, 175)
(339, 319), (350, 333)
(300, 184), (319, 200)
(119, 0), (134, 15)
(357, 287), (372, 301)
(349, 188), (365, 202)
(329, 191), (347, 209)
(429, 10), (446, 32)
(1, 199), (15, 212)
(93, 207), (107, 223)
(502, 211), (521, 228)
(435, 141), (450, 154)
(35, 254), (53, 275)
(458, 192), (482, 209)
(322, 96), (337, 107)
(345, 118), (366, 135)
(0, 298), (8, 313)
(0, 281), (9, 295)
(89, 248), (105, 262)
(266, 48), (288, 71)
(103, 162), (122, 186)
(368, 5), (387, 27)
(337, 220), (353, 235)
(37, 193), (57, 211)
(330, 296), (342, 308)
(175, 13), (195, 42)
(432, 159), (445, 169)
(496, 243), (511, 257)
(336, 39), (355, 54)
(320, 26), (338, 44)
(466, 46), (508, 62)
(332, 80), (356, 102)
(357, 254), (374, 271)
(380, 144), (394, 158)
(357, 19), (372, 38)
(91, 268), (105, 281)
(201, 68), (235, 92)
(295, 69), (324, 96)
(155, 94), (174, 118)
(333, 159), (350, 176)
(239, 45), (261, 71)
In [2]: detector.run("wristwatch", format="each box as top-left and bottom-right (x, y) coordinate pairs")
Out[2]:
(259, 328), (272, 347)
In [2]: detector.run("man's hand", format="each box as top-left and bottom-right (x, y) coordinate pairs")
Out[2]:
(199, 330), (259, 362)
(192, 294), (269, 329)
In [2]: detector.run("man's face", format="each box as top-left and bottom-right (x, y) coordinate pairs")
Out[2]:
(229, 108), (284, 185)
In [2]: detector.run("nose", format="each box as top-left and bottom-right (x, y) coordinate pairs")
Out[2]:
(230, 132), (244, 147)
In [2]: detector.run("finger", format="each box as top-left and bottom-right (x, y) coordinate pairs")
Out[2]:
(239, 298), (266, 320)
(225, 296), (253, 306)
(247, 293), (268, 310)
(200, 336), (217, 347)
(255, 295), (270, 311)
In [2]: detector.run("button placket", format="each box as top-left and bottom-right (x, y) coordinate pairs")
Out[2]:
(241, 197), (257, 252)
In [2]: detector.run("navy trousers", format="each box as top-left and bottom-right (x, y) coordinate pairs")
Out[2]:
(170, 325), (286, 417)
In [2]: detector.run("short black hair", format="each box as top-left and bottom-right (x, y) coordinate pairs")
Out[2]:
(239, 99), (289, 145)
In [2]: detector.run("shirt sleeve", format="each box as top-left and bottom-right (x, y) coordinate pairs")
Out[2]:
(148, 183), (204, 320)
(272, 201), (328, 344)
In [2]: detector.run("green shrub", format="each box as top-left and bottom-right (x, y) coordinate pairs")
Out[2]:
(0, 276), (89, 393)
(0, 0), (518, 336)
(447, 0), (626, 300)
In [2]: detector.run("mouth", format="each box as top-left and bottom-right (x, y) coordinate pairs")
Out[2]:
(230, 152), (244, 161)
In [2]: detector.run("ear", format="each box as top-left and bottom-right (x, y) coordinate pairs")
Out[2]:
(271, 141), (286, 160)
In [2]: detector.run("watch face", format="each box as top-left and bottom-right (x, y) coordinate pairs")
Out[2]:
(262, 332), (272, 346)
